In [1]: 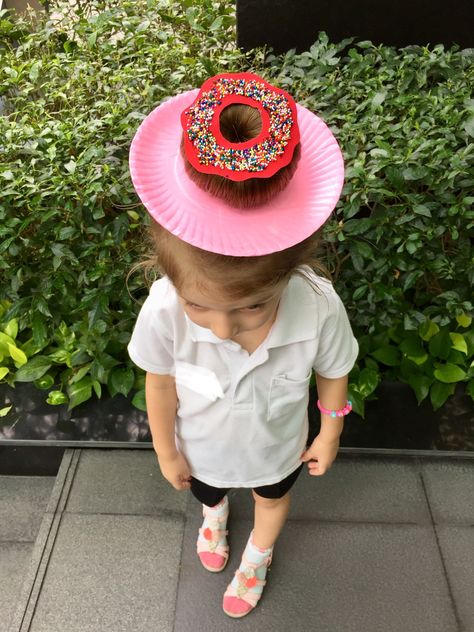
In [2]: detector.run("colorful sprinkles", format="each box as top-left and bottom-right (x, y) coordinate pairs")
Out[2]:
(183, 76), (295, 176)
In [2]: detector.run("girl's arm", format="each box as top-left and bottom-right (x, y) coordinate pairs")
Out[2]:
(300, 373), (348, 476)
(145, 372), (191, 490)
(316, 373), (348, 443)
(145, 372), (179, 458)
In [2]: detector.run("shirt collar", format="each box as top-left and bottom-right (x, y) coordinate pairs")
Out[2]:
(184, 273), (316, 349)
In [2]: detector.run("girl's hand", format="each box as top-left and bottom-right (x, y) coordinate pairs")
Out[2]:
(300, 435), (340, 476)
(156, 450), (192, 490)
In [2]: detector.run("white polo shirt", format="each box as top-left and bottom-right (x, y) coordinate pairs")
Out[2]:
(128, 268), (359, 488)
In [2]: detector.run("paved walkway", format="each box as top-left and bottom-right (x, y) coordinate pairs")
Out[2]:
(2, 449), (474, 632)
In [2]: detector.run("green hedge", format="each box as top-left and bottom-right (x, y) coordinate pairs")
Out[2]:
(0, 0), (473, 418)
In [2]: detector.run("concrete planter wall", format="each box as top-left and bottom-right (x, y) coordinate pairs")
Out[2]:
(1, 382), (472, 453)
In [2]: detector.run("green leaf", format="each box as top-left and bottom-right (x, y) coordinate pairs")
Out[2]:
(352, 285), (368, 300)
(32, 313), (48, 347)
(0, 367), (8, 380)
(8, 343), (27, 367)
(413, 204), (432, 218)
(34, 374), (55, 390)
(132, 389), (147, 411)
(449, 333), (468, 355)
(21, 338), (42, 358)
(357, 368), (379, 398)
(0, 405), (13, 417)
(429, 330), (451, 360)
(433, 364), (467, 383)
(385, 166), (404, 189)
(92, 380), (102, 399)
(463, 115), (474, 138)
(108, 367), (134, 397)
(64, 159), (76, 174)
(29, 61), (41, 81)
(347, 386), (364, 418)
(3, 319), (18, 340)
(400, 335), (428, 365)
(0, 332), (15, 354)
(47, 390), (68, 406)
(430, 382), (455, 411)
(465, 330), (474, 357)
(419, 320), (440, 342)
(455, 313), (472, 328)
(67, 377), (92, 410)
(15, 356), (52, 382)
(70, 363), (92, 384)
(87, 31), (98, 48)
(209, 16), (223, 32)
(136, 19), (150, 32)
(407, 374), (432, 404)
(371, 91), (386, 107)
(370, 345), (401, 366)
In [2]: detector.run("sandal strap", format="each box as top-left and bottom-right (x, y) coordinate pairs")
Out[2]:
(197, 538), (229, 558)
(198, 526), (229, 541)
(224, 582), (263, 608)
(241, 550), (273, 570)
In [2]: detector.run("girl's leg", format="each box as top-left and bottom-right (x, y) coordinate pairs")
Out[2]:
(252, 490), (291, 550)
(190, 477), (230, 572)
(223, 496), (289, 619)
(223, 465), (303, 618)
(251, 462), (302, 549)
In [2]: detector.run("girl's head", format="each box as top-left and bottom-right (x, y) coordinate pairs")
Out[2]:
(144, 219), (327, 339)
(130, 72), (344, 319)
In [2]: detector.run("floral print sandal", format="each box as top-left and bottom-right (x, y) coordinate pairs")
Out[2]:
(196, 496), (229, 572)
(222, 531), (273, 618)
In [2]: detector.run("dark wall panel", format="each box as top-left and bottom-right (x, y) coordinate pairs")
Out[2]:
(237, 0), (473, 52)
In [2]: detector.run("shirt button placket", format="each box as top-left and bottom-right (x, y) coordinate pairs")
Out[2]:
(232, 374), (254, 411)
(222, 342), (254, 411)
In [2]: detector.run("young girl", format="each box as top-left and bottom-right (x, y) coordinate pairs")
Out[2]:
(127, 73), (358, 618)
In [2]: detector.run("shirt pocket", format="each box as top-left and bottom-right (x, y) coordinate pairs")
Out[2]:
(267, 370), (312, 426)
(174, 361), (228, 418)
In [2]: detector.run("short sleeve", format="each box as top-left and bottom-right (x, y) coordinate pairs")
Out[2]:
(127, 284), (175, 375)
(313, 290), (359, 378)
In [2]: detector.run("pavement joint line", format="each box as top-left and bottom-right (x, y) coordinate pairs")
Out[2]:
(172, 488), (198, 632)
(285, 517), (432, 526)
(61, 509), (187, 520)
(8, 449), (81, 632)
(419, 467), (464, 632)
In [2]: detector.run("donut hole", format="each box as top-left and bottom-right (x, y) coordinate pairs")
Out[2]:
(219, 104), (262, 143)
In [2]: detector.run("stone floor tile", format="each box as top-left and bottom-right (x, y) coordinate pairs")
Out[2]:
(65, 450), (188, 515)
(0, 476), (54, 541)
(436, 525), (474, 631)
(174, 512), (456, 632)
(0, 543), (33, 631)
(28, 513), (184, 632)
(421, 460), (474, 525)
(225, 458), (431, 524)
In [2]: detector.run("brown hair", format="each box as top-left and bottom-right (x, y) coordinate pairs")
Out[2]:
(134, 220), (329, 301)
(181, 103), (301, 209)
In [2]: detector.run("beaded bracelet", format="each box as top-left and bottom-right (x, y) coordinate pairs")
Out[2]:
(317, 399), (353, 418)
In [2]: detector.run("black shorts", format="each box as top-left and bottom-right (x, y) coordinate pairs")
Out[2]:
(190, 463), (304, 507)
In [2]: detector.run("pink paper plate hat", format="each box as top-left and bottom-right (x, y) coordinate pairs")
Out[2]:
(129, 72), (344, 257)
